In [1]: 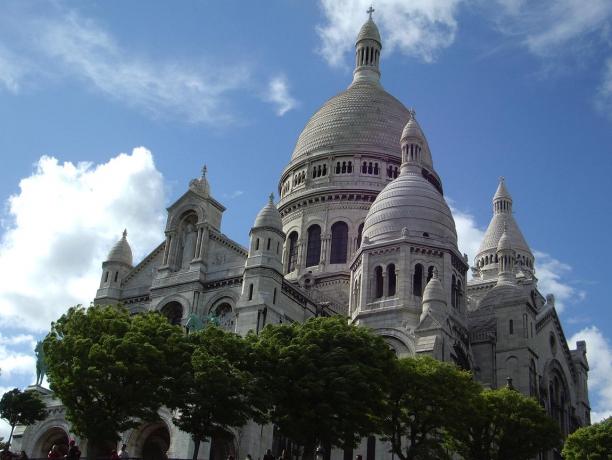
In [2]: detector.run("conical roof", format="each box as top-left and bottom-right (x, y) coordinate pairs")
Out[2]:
(356, 17), (381, 45)
(423, 269), (446, 304)
(497, 226), (512, 252)
(253, 194), (283, 231)
(107, 229), (133, 266)
(400, 111), (433, 166)
(493, 178), (512, 201)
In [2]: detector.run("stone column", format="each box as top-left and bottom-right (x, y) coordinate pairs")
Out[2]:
(162, 234), (172, 266)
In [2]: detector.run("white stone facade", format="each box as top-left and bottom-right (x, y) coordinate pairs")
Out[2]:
(16, 14), (589, 460)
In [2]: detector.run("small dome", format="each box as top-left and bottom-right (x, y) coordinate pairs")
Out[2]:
(400, 111), (433, 166)
(356, 17), (381, 45)
(107, 229), (133, 266)
(253, 194), (283, 230)
(423, 269), (446, 305)
(497, 226), (512, 252)
(362, 170), (457, 246)
(479, 283), (524, 308)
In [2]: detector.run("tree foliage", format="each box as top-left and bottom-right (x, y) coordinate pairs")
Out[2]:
(452, 387), (561, 460)
(254, 316), (396, 456)
(169, 326), (266, 460)
(43, 305), (187, 443)
(382, 356), (481, 460)
(562, 417), (612, 460)
(0, 388), (46, 448)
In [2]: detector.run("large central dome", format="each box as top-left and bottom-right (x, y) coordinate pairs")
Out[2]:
(291, 80), (412, 161)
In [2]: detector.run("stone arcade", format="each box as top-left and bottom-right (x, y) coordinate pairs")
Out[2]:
(15, 13), (590, 460)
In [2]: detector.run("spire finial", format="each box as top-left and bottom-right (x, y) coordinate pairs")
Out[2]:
(269, 193), (274, 204)
(202, 165), (207, 178)
(367, 5), (375, 19)
(122, 229), (127, 238)
(408, 108), (416, 120)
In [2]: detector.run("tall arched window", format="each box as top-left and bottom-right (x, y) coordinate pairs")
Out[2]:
(413, 264), (424, 297)
(287, 232), (299, 272)
(330, 221), (348, 264)
(374, 266), (383, 299)
(306, 225), (321, 267)
(388, 264), (396, 296)
(427, 266), (435, 283)
(451, 275), (457, 308)
(356, 223), (364, 249)
(457, 280), (462, 309)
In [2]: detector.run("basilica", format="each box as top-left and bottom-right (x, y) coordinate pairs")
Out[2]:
(15, 13), (590, 460)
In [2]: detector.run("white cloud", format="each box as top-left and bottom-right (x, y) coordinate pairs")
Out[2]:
(265, 75), (298, 116)
(0, 148), (166, 332)
(317, 0), (464, 67)
(596, 57), (612, 117)
(490, 0), (612, 57)
(0, 45), (28, 94)
(223, 190), (245, 200)
(0, 345), (35, 379)
(569, 326), (612, 422)
(451, 206), (485, 268)
(533, 251), (585, 313)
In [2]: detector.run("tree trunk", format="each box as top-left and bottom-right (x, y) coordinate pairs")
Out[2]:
(7, 424), (15, 449)
(192, 438), (201, 460)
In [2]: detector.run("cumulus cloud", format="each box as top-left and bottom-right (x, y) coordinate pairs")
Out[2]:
(0, 345), (35, 380)
(533, 251), (585, 313)
(0, 148), (166, 332)
(317, 0), (464, 67)
(265, 75), (298, 116)
(490, 0), (612, 57)
(570, 326), (612, 422)
(451, 206), (486, 267)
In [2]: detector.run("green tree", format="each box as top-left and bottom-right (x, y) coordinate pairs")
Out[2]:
(0, 388), (46, 449)
(168, 326), (265, 460)
(254, 316), (396, 459)
(43, 305), (188, 446)
(382, 356), (482, 460)
(562, 417), (612, 460)
(452, 387), (561, 460)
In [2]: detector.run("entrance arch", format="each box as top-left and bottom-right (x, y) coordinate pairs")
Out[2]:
(32, 427), (69, 458)
(128, 421), (171, 460)
(161, 301), (183, 326)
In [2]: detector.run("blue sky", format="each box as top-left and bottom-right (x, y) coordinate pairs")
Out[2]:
(0, 0), (611, 436)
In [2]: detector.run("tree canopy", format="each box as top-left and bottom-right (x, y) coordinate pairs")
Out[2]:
(562, 416), (611, 460)
(43, 305), (188, 444)
(169, 326), (266, 460)
(452, 386), (561, 460)
(0, 388), (46, 448)
(253, 316), (396, 456)
(382, 355), (481, 460)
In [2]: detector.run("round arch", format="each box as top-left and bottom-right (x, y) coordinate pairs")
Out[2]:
(208, 298), (236, 332)
(126, 420), (171, 460)
(31, 427), (69, 458)
(166, 205), (206, 231)
(374, 328), (416, 357)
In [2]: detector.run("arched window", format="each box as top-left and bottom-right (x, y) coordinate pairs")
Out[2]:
(114, 271), (119, 282)
(248, 284), (254, 301)
(368, 162), (373, 174)
(457, 280), (462, 309)
(330, 221), (349, 264)
(451, 275), (457, 308)
(336, 162), (341, 174)
(356, 223), (364, 249)
(374, 266), (383, 299)
(427, 266), (435, 283)
(255, 238), (260, 251)
(287, 232), (299, 272)
(348, 161), (353, 173)
(413, 264), (424, 297)
(323, 164), (327, 176)
(342, 161), (347, 173)
(104, 271), (109, 283)
(212, 303), (234, 331)
(374, 163), (379, 175)
(362, 161), (367, 173)
(306, 225), (321, 267)
(388, 264), (396, 296)
(161, 302), (183, 326)
(509, 319), (514, 335)
(529, 360), (537, 397)
(267, 238), (271, 250)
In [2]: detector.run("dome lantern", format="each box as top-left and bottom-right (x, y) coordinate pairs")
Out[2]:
(353, 7), (382, 84)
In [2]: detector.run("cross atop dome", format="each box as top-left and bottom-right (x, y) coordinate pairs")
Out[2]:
(367, 5), (375, 19)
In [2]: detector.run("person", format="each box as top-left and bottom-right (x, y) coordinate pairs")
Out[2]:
(47, 445), (62, 459)
(263, 450), (274, 460)
(66, 441), (80, 460)
(118, 444), (129, 459)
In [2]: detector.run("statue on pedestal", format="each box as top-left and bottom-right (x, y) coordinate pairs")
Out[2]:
(35, 341), (46, 386)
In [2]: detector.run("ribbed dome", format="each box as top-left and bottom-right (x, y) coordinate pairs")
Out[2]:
(107, 230), (133, 266)
(423, 270), (446, 304)
(362, 169), (457, 246)
(290, 80), (413, 162)
(356, 17), (381, 45)
(253, 194), (283, 231)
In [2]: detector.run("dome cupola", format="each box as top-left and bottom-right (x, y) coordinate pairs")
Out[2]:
(353, 7), (382, 84)
(400, 109), (434, 170)
(106, 229), (133, 266)
(252, 193), (283, 234)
